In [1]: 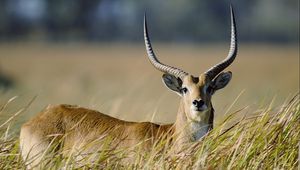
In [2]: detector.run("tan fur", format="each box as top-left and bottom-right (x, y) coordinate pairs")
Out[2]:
(20, 104), (174, 168)
(20, 7), (238, 168)
(19, 74), (220, 168)
(174, 75), (214, 145)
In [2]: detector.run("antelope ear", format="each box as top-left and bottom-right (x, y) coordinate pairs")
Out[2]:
(162, 74), (182, 95)
(211, 72), (232, 91)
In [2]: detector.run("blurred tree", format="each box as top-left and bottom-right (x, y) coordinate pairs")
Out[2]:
(0, 0), (298, 43)
(0, 67), (14, 90)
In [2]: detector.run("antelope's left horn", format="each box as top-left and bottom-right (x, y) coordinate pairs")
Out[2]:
(205, 5), (238, 79)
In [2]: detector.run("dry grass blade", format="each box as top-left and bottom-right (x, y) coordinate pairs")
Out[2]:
(0, 94), (299, 169)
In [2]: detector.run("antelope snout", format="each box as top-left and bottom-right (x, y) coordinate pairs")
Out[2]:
(192, 99), (207, 111)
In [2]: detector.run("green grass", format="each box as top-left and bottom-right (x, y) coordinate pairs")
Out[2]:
(0, 94), (299, 169)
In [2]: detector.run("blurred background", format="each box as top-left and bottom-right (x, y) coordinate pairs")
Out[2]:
(0, 0), (299, 128)
(0, 0), (298, 42)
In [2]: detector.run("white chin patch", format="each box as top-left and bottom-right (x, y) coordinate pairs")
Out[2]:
(190, 105), (208, 122)
(190, 110), (201, 122)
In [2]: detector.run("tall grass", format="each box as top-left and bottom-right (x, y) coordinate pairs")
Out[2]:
(0, 94), (299, 169)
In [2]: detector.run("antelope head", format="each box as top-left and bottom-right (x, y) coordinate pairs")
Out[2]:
(144, 7), (237, 134)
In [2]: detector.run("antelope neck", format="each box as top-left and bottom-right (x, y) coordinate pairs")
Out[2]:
(174, 100), (213, 143)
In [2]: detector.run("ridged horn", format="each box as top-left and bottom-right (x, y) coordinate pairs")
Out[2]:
(144, 13), (188, 79)
(205, 5), (238, 80)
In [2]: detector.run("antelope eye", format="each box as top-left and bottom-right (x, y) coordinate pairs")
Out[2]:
(181, 87), (188, 94)
(207, 86), (213, 94)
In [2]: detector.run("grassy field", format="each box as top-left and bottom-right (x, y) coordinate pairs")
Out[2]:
(0, 43), (299, 169)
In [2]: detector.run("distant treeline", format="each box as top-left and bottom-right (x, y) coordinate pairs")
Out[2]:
(0, 0), (298, 43)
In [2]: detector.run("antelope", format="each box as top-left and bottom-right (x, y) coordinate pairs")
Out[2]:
(20, 6), (237, 168)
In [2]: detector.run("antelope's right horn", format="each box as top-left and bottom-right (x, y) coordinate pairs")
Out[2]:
(144, 14), (188, 79)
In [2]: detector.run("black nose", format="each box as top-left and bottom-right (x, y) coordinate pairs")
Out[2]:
(192, 100), (205, 108)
